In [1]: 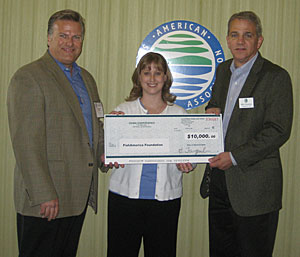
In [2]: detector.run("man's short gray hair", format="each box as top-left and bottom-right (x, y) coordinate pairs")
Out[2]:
(227, 11), (262, 37)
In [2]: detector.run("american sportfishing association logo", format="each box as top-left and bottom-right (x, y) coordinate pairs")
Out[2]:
(137, 20), (225, 110)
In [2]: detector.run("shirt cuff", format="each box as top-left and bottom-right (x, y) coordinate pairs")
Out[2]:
(230, 152), (237, 166)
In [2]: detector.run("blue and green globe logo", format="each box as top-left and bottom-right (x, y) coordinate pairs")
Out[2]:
(137, 20), (225, 110)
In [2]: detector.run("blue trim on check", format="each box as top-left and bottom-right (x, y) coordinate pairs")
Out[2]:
(106, 154), (217, 158)
(105, 114), (221, 118)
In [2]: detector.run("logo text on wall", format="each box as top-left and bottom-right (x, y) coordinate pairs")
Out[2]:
(137, 20), (225, 110)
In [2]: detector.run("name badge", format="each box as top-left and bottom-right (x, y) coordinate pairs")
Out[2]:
(94, 102), (104, 118)
(239, 97), (254, 109)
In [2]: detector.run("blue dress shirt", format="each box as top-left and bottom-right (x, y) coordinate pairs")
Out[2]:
(53, 56), (93, 147)
(223, 53), (258, 164)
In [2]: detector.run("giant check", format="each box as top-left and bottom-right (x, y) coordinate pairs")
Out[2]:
(104, 114), (224, 164)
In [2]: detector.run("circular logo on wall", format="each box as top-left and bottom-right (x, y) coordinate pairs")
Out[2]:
(137, 20), (225, 110)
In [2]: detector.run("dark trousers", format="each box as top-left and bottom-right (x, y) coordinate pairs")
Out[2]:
(107, 192), (181, 257)
(209, 168), (279, 257)
(17, 208), (87, 257)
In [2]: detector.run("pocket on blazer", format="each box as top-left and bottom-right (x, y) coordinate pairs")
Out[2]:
(48, 160), (68, 189)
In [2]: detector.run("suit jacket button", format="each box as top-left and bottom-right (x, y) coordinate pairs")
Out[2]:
(88, 163), (93, 167)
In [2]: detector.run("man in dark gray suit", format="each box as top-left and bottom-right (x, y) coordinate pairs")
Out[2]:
(7, 9), (107, 257)
(200, 11), (293, 257)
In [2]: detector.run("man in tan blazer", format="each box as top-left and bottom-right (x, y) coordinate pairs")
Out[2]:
(7, 9), (107, 257)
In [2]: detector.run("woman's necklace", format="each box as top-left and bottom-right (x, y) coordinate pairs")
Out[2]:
(140, 98), (167, 114)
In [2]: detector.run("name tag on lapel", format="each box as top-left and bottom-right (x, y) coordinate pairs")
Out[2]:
(94, 102), (104, 118)
(239, 97), (254, 109)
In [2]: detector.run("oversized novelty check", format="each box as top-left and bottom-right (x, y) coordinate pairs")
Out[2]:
(104, 114), (224, 164)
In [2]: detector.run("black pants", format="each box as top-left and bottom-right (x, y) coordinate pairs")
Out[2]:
(17, 208), (87, 257)
(107, 192), (181, 257)
(208, 169), (279, 257)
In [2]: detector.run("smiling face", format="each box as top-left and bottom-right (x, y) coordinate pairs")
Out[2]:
(139, 62), (167, 98)
(226, 18), (264, 68)
(47, 20), (83, 69)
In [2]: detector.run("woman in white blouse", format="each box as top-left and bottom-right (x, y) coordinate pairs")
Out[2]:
(107, 52), (195, 257)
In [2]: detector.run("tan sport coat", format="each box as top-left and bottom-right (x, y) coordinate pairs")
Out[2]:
(7, 52), (106, 218)
(200, 53), (293, 216)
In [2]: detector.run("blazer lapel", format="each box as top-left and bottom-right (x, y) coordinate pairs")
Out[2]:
(239, 55), (264, 98)
(219, 65), (232, 111)
(225, 54), (264, 134)
(41, 52), (90, 141)
(81, 73), (100, 151)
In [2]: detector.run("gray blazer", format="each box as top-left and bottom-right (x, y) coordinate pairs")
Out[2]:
(200, 53), (293, 216)
(7, 52), (106, 218)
